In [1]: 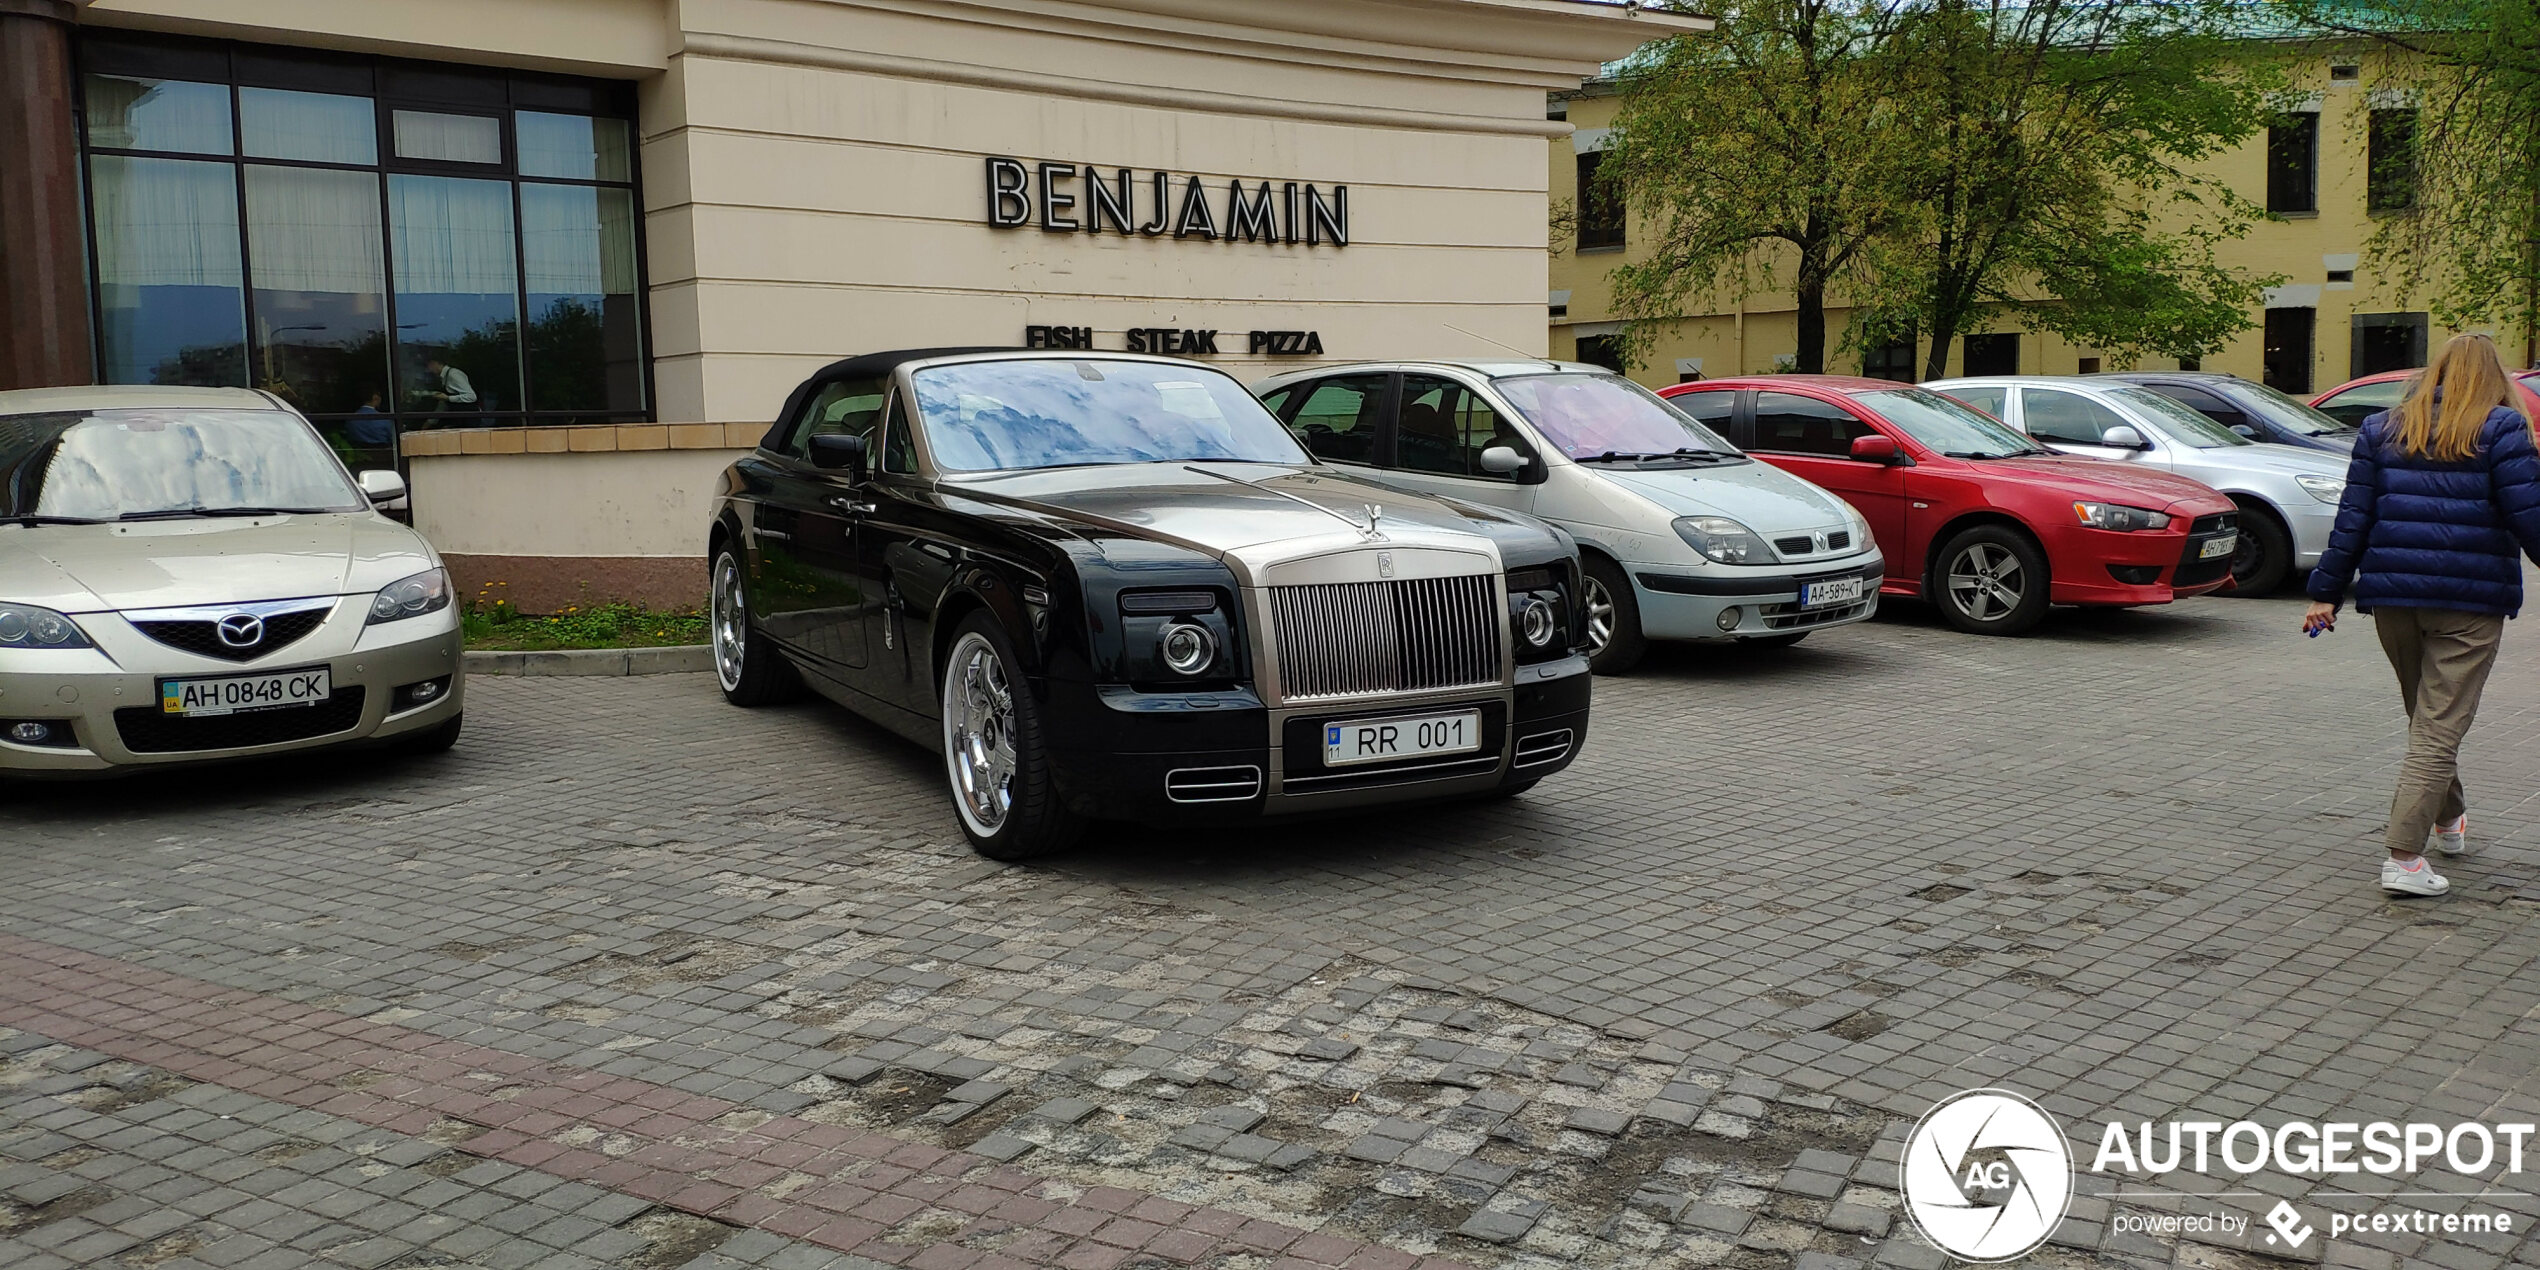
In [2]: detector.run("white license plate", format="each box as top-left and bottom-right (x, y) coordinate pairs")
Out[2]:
(1323, 709), (1481, 767)
(2200, 533), (2239, 559)
(1800, 576), (1865, 609)
(160, 668), (331, 717)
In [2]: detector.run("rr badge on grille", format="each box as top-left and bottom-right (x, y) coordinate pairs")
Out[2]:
(1377, 552), (1394, 577)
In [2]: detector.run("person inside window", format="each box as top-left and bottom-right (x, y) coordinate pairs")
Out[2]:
(346, 390), (396, 448)
(420, 357), (477, 413)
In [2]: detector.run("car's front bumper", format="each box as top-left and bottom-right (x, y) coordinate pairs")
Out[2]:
(1627, 553), (1884, 640)
(1041, 655), (1590, 825)
(0, 599), (463, 776)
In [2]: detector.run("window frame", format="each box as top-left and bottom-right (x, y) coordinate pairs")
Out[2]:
(2267, 111), (2320, 215)
(1748, 389), (1879, 459)
(73, 31), (653, 446)
(1280, 373), (1395, 468)
(2367, 107), (2418, 214)
(1575, 150), (1624, 252)
(2016, 387), (2139, 448)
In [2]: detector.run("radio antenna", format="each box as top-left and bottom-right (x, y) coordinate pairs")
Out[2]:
(1444, 323), (1564, 369)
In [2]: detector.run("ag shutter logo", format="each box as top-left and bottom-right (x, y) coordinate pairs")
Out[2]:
(1902, 1089), (2075, 1262)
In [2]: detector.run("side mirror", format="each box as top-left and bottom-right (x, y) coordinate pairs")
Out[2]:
(2228, 423), (2258, 439)
(1478, 445), (1528, 475)
(2099, 424), (2149, 450)
(807, 433), (868, 476)
(356, 470), (406, 504)
(1849, 434), (1900, 464)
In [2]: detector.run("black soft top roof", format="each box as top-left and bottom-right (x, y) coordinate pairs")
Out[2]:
(761, 347), (1018, 452)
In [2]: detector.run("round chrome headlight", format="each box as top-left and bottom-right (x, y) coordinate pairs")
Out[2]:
(1519, 596), (1557, 649)
(1159, 622), (1216, 676)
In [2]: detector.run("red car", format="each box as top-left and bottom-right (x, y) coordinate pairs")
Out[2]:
(1659, 376), (2241, 635)
(2311, 368), (2540, 429)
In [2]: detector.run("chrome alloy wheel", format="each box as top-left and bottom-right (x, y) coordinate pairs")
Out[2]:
(1580, 573), (1617, 653)
(942, 631), (1016, 836)
(712, 552), (748, 692)
(1945, 541), (2027, 624)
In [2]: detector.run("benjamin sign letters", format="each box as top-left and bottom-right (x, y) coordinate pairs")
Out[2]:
(986, 158), (1348, 247)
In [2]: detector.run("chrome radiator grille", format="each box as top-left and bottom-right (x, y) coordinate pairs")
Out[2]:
(1264, 575), (1502, 702)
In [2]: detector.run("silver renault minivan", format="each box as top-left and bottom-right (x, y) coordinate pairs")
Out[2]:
(1252, 361), (1882, 673)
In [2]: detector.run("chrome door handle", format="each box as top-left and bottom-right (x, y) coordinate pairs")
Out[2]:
(828, 497), (875, 513)
(753, 528), (792, 541)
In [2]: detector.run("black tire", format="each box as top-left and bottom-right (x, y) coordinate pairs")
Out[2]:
(1931, 524), (2052, 635)
(710, 544), (802, 706)
(939, 612), (1082, 861)
(1579, 554), (1648, 675)
(397, 713), (462, 755)
(2226, 503), (2293, 596)
(1747, 632), (1809, 649)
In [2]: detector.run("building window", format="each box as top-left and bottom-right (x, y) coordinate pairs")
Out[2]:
(1961, 332), (2018, 377)
(77, 32), (649, 464)
(2179, 356), (2201, 372)
(1861, 332), (1916, 383)
(1576, 151), (1624, 251)
(2264, 307), (2316, 393)
(2351, 312), (2428, 377)
(2076, 356), (2101, 375)
(2268, 112), (2319, 215)
(2368, 108), (2417, 213)
(1573, 334), (1625, 372)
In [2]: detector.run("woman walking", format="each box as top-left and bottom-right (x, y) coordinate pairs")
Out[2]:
(2307, 333), (2540, 895)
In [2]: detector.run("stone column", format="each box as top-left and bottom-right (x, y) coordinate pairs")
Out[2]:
(0, 0), (92, 390)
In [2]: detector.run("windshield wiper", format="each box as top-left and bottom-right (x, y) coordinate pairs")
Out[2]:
(1578, 449), (1733, 464)
(116, 506), (330, 522)
(1, 513), (105, 526)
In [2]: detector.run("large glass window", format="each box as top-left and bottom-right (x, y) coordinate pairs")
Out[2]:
(76, 34), (649, 460)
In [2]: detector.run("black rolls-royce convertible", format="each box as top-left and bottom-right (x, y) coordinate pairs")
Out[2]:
(706, 350), (1591, 859)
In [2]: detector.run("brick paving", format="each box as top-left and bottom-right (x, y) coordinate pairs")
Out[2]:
(5, 588), (2540, 1270)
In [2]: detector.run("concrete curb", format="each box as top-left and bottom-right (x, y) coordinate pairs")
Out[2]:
(463, 645), (713, 677)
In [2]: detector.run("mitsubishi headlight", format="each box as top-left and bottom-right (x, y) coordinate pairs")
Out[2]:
(2072, 502), (2171, 532)
(2295, 474), (2346, 504)
(0, 602), (94, 649)
(1674, 516), (1772, 564)
(367, 567), (452, 625)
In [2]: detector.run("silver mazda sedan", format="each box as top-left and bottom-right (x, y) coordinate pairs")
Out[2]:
(0, 386), (462, 780)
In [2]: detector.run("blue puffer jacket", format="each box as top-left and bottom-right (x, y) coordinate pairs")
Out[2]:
(2307, 405), (2540, 614)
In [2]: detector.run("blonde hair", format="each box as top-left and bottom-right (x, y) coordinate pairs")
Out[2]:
(2395, 333), (2521, 461)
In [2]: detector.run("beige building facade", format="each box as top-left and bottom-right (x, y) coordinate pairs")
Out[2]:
(1549, 47), (2494, 394)
(0, 0), (1699, 609)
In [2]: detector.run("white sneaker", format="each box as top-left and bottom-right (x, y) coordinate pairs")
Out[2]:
(2382, 856), (2451, 897)
(2433, 814), (2470, 857)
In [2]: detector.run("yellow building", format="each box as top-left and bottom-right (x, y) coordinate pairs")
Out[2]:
(1548, 47), (2485, 393)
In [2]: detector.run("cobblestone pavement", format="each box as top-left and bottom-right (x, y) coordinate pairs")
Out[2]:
(7, 588), (2540, 1270)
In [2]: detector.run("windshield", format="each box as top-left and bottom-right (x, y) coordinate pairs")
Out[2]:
(2245, 383), (2354, 437)
(911, 359), (1308, 473)
(0, 408), (364, 522)
(1494, 373), (1736, 459)
(2110, 385), (2255, 448)
(1857, 388), (2042, 458)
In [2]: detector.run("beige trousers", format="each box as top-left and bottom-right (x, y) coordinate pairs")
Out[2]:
(2375, 607), (2508, 855)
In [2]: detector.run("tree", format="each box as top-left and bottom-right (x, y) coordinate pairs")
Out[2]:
(1590, 0), (2283, 378)
(2278, 0), (2540, 365)
(1592, 0), (1917, 374)
(1871, 0), (2288, 380)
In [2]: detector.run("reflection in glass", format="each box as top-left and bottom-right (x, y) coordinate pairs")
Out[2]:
(522, 184), (644, 414)
(392, 110), (501, 164)
(0, 409), (366, 521)
(240, 87), (377, 164)
(90, 156), (247, 387)
(82, 76), (232, 154)
(389, 175), (519, 421)
(247, 166), (388, 416)
(517, 112), (631, 181)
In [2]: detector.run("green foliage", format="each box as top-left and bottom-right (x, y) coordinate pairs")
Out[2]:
(2277, 0), (2540, 357)
(462, 597), (708, 651)
(1594, 0), (2286, 376)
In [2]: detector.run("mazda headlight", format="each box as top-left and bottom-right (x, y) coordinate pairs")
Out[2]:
(2072, 502), (2171, 532)
(2295, 474), (2346, 504)
(0, 602), (94, 649)
(1674, 516), (1772, 564)
(367, 568), (452, 625)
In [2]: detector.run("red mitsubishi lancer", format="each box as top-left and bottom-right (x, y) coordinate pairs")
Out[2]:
(1659, 376), (2239, 635)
